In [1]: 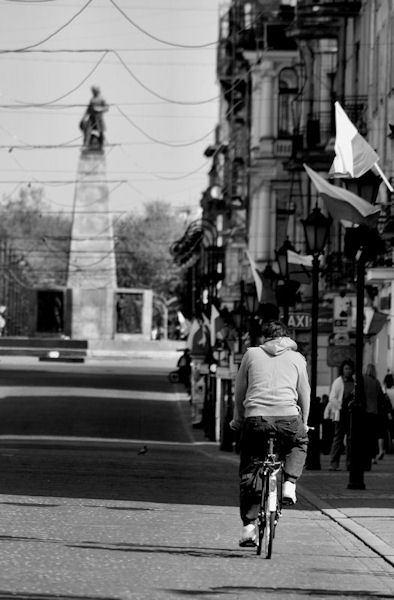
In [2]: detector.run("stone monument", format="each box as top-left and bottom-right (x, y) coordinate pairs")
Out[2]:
(67, 87), (116, 339)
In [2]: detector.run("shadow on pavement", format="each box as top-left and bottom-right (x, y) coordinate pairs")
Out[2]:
(0, 443), (240, 506)
(0, 592), (110, 600)
(164, 587), (394, 598)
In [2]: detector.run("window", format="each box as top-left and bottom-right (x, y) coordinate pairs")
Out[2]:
(278, 67), (299, 137)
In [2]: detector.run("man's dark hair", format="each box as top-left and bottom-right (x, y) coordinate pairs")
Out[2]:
(260, 320), (289, 340)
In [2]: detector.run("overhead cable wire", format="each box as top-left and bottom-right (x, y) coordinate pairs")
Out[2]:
(2, 48), (219, 106)
(112, 50), (219, 105)
(5, 137), (82, 151)
(0, 48), (215, 54)
(108, 0), (217, 49)
(5, 1), (56, 3)
(7, 48), (254, 108)
(1, 0), (95, 53)
(115, 105), (215, 147)
(151, 160), (210, 182)
(14, 51), (109, 107)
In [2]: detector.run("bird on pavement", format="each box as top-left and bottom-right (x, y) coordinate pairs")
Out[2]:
(137, 445), (148, 455)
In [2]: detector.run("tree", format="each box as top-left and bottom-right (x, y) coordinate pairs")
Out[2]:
(0, 186), (71, 287)
(114, 200), (185, 299)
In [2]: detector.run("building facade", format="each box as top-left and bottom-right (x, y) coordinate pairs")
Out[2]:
(193, 0), (394, 392)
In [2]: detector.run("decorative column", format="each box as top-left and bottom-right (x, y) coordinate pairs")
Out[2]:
(249, 60), (275, 146)
(248, 184), (272, 261)
(259, 61), (275, 139)
(67, 149), (117, 340)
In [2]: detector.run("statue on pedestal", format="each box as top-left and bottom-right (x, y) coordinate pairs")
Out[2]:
(79, 86), (108, 151)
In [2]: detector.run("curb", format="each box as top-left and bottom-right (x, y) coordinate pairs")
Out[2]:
(296, 483), (394, 568)
(194, 441), (394, 568)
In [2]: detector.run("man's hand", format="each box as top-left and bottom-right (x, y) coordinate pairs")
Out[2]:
(229, 419), (242, 431)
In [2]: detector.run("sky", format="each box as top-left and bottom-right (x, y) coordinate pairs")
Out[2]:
(0, 0), (227, 219)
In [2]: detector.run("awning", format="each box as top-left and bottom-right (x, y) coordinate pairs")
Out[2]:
(367, 311), (387, 336)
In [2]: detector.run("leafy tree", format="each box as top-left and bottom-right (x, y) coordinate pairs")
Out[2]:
(0, 186), (71, 287)
(114, 200), (185, 300)
(0, 191), (186, 310)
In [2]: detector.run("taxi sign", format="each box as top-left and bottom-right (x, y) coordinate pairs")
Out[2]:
(288, 312), (311, 330)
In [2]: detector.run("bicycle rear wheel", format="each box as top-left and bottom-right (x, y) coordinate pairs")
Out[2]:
(256, 474), (276, 559)
(264, 510), (275, 559)
(256, 476), (268, 556)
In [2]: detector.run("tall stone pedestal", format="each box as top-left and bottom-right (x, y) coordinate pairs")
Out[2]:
(67, 150), (116, 340)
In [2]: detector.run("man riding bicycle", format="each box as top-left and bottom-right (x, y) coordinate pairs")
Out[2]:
(230, 320), (310, 547)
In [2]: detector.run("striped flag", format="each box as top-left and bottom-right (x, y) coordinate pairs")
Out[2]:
(304, 164), (380, 226)
(245, 249), (263, 302)
(287, 250), (313, 284)
(287, 250), (313, 268)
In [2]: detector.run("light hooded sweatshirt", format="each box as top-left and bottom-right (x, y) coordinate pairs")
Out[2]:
(233, 337), (310, 427)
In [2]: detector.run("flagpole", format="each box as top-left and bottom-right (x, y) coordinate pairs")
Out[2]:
(305, 254), (321, 470)
(373, 162), (394, 192)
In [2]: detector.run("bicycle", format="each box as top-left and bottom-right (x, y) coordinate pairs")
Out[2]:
(255, 431), (283, 559)
(254, 426), (313, 558)
(168, 348), (191, 385)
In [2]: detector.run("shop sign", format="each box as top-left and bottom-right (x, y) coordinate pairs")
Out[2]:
(288, 312), (311, 329)
(333, 294), (355, 333)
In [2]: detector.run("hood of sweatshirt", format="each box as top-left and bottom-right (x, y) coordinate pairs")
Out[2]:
(260, 336), (297, 356)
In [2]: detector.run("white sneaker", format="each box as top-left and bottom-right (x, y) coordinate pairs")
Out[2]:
(239, 523), (256, 547)
(282, 480), (297, 505)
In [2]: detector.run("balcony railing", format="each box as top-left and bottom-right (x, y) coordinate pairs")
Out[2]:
(217, 3), (297, 79)
(296, 1), (362, 19)
(288, 0), (361, 40)
(284, 96), (369, 153)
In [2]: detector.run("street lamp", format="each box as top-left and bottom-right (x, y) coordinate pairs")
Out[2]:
(302, 206), (332, 470)
(341, 173), (382, 489)
(232, 280), (259, 352)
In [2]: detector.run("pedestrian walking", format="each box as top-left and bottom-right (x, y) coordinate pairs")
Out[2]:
(383, 373), (394, 449)
(375, 380), (393, 460)
(177, 348), (192, 394)
(0, 305), (6, 336)
(363, 364), (385, 467)
(324, 359), (355, 471)
(230, 320), (310, 547)
(320, 393), (334, 454)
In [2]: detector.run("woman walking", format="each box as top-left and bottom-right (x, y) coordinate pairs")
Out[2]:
(324, 360), (355, 471)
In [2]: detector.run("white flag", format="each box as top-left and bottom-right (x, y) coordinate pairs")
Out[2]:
(210, 305), (220, 347)
(245, 249), (263, 302)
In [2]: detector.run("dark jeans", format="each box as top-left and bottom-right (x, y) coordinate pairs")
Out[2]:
(239, 415), (308, 525)
(329, 410), (349, 469)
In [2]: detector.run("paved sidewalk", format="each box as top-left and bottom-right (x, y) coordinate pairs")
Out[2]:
(297, 452), (394, 567)
(207, 440), (394, 568)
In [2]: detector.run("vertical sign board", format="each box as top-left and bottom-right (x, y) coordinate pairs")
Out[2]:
(333, 295), (355, 333)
